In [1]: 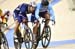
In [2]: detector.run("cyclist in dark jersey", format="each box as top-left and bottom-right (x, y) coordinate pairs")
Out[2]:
(13, 3), (35, 40)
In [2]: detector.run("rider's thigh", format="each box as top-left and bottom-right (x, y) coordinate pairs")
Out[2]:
(22, 17), (28, 23)
(44, 12), (50, 20)
(15, 20), (20, 25)
(14, 19), (20, 29)
(34, 21), (39, 28)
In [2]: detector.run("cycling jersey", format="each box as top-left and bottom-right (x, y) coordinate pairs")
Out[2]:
(35, 3), (55, 21)
(39, 5), (48, 12)
(13, 3), (29, 23)
(31, 9), (37, 22)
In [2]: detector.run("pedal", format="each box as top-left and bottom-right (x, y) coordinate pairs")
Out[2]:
(14, 39), (18, 42)
(33, 39), (37, 45)
(19, 37), (23, 43)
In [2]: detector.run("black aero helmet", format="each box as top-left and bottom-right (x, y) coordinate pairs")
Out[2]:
(41, 0), (49, 6)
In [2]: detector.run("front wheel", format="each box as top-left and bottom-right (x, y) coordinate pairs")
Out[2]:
(14, 31), (22, 49)
(24, 28), (33, 49)
(41, 26), (51, 48)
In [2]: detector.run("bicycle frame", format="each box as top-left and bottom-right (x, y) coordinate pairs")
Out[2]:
(36, 18), (46, 40)
(19, 21), (34, 38)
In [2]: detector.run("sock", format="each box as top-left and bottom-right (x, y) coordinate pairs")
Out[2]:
(33, 33), (36, 41)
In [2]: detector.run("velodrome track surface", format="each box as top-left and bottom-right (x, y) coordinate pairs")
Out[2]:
(8, 44), (75, 49)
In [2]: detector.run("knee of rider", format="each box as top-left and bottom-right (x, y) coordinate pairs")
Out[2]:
(15, 19), (19, 24)
(45, 12), (50, 17)
(15, 20), (19, 28)
(23, 19), (28, 23)
(35, 21), (39, 26)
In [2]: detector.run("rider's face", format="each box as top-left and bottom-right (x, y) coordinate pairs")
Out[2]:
(41, 0), (49, 6)
(6, 11), (10, 16)
(28, 6), (35, 13)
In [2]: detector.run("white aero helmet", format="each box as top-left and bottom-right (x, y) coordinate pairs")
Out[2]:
(30, 1), (36, 7)
(3, 9), (9, 14)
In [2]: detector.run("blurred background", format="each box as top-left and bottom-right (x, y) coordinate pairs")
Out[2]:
(0, 0), (75, 48)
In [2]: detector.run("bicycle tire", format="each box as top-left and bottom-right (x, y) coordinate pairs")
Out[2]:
(14, 31), (22, 49)
(24, 28), (33, 49)
(32, 39), (39, 49)
(41, 26), (51, 48)
(0, 32), (9, 49)
(14, 38), (21, 49)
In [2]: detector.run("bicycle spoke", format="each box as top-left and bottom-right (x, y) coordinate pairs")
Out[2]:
(29, 33), (32, 41)
(27, 35), (32, 48)
(43, 37), (48, 46)
(29, 41), (32, 49)
(3, 42), (7, 49)
(43, 38), (46, 45)
(24, 28), (33, 49)
(1, 34), (9, 49)
(25, 43), (28, 48)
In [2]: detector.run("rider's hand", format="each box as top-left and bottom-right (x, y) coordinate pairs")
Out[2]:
(52, 20), (56, 25)
(4, 27), (10, 31)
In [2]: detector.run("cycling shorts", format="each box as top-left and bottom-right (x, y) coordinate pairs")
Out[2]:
(14, 14), (27, 23)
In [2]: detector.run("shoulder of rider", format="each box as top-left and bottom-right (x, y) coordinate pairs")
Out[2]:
(20, 3), (29, 13)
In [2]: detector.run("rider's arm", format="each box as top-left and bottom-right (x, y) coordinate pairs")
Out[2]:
(35, 3), (41, 19)
(48, 4), (55, 21)
(13, 5), (21, 21)
(14, 6), (20, 15)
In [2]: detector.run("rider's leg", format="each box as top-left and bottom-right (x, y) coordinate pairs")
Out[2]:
(31, 15), (39, 44)
(44, 12), (50, 26)
(42, 12), (50, 36)
(14, 16), (22, 38)
(33, 21), (39, 43)
(22, 17), (28, 29)
(14, 20), (20, 38)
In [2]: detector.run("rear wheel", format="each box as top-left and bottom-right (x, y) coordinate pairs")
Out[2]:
(42, 26), (51, 48)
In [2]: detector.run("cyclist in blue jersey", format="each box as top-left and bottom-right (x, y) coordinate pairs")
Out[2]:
(32, 0), (55, 44)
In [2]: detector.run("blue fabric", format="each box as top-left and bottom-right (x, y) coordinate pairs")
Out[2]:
(31, 15), (37, 22)
(15, 16), (27, 23)
(13, 3), (28, 23)
(35, 3), (55, 21)
(19, 3), (28, 15)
